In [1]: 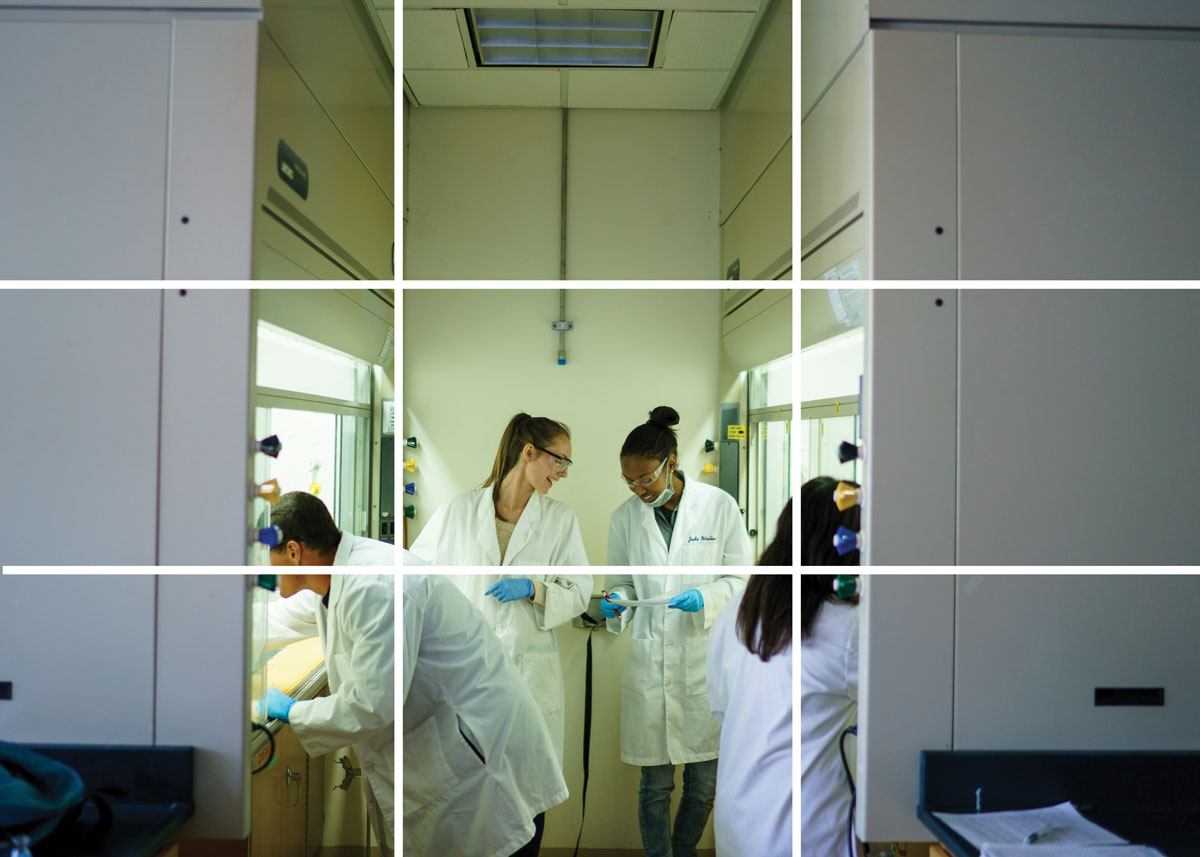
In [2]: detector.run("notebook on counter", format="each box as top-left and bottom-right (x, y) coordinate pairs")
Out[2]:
(931, 801), (1127, 851)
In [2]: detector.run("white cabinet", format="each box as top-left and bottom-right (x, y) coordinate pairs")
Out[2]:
(802, 3), (1200, 278)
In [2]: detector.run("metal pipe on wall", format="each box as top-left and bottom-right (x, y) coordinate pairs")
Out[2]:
(560, 108), (568, 280)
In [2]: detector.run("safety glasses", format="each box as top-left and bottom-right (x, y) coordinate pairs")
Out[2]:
(533, 444), (572, 473)
(621, 457), (668, 489)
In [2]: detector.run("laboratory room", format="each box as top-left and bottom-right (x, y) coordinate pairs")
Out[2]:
(0, 572), (395, 856)
(0, 0), (392, 279)
(801, 1), (1200, 280)
(0, 288), (396, 566)
(801, 287), (1200, 565)
(802, 574), (1200, 857)
(400, 287), (793, 566)
(402, 573), (793, 857)
(402, 0), (791, 281)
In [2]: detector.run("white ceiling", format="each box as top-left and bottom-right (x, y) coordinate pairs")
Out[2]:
(403, 0), (767, 109)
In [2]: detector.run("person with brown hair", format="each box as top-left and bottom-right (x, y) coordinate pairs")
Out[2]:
(408, 412), (588, 565)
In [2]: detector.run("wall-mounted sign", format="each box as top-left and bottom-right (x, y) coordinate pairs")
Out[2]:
(277, 139), (309, 200)
(727, 424), (746, 440)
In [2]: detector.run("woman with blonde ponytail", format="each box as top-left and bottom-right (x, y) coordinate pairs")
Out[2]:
(407, 412), (589, 565)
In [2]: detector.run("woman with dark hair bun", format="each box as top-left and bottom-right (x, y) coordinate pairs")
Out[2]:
(408, 412), (588, 565)
(607, 405), (752, 565)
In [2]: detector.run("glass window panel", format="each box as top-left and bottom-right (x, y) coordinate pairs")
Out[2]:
(473, 7), (659, 66)
(534, 8), (593, 28)
(256, 321), (370, 404)
(756, 419), (792, 555)
(749, 354), (793, 410)
(478, 28), (537, 46)
(538, 47), (592, 64)
(594, 9), (655, 30)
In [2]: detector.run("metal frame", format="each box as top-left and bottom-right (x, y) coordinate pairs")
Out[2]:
(800, 395), (858, 420)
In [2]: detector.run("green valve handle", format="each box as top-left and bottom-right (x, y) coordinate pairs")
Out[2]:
(405, 505), (416, 520)
(833, 574), (859, 600)
(255, 575), (278, 591)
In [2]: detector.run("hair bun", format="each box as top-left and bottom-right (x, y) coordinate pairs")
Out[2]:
(647, 405), (680, 427)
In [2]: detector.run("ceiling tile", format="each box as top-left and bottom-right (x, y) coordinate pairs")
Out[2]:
(662, 11), (756, 69)
(405, 69), (562, 105)
(403, 10), (470, 69)
(566, 69), (727, 108)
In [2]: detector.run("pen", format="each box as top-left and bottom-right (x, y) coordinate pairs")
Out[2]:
(1024, 824), (1055, 845)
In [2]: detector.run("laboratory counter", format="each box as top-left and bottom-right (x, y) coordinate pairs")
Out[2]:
(917, 750), (1200, 857)
(249, 636), (327, 765)
(23, 745), (193, 857)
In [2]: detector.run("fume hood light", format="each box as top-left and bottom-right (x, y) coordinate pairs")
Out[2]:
(833, 526), (862, 557)
(834, 482), (862, 511)
(258, 479), (282, 506)
(837, 441), (862, 464)
(256, 434), (283, 458)
(469, 8), (661, 67)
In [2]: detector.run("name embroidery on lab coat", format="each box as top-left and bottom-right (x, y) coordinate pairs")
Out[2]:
(687, 535), (716, 543)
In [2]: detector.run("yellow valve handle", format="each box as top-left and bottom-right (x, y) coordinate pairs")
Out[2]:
(405, 459), (416, 473)
(258, 479), (281, 506)
(309, 482), (322, 496)
(834, 481), (861, 511)
(702, 462), (715, 475)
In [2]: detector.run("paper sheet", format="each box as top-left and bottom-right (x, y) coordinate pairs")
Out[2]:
(605, 594), (676, 607)
(932, 802), (1128, 851)
(602, 589), (683, 608)
(983, 847), (1166, 857)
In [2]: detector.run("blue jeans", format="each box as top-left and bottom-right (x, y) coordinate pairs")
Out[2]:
(637, 760), (718, 857)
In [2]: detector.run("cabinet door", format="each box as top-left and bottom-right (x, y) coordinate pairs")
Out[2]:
(958, 33), (1200, 278)
(0, 23), (171, 278)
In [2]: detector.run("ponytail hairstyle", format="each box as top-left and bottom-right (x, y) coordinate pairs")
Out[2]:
(481, 413), (572, 494)
(736, 574), (792, 661)
(620, 405), (680, 465)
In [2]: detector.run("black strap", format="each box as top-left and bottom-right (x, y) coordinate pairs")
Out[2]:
(572, 629), (594, 857)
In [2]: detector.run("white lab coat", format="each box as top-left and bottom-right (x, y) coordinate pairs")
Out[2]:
(409, 487), (589, 566)
(445, 574), (592, 766)
(604, 573), (749, 765)
(333, 532), (396, 565)
(403, 576), (568, 857)
(267, 575), (395, 849)
(799, 601), (858, 857)
(707, 589), (792, 857)
(607, 479), (752, 565)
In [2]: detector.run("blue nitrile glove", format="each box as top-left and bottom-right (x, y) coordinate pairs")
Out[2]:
(601, 592), (626, 619)
(485, 578), (535, 603)
(668, 589), (704, 613)
(266, 688), (298, 723)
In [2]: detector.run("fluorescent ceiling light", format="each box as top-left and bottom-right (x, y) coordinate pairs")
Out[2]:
(469, 8), (661, 67)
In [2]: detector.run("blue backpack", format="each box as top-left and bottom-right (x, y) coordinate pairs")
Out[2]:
(0, 741), (85, 845)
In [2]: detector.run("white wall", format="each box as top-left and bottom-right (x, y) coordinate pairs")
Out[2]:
(719, 0), (792, 280)
(566, 109), (720, 279)
(403, 107), (721, 279)
(401, 288), (723, 564)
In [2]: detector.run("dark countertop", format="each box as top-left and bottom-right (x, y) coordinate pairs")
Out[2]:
(918, 750), (1200, 857)
(21, 745), (193, 857)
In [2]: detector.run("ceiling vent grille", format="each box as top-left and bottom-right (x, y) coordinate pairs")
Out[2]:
(467, 8), (662, 67)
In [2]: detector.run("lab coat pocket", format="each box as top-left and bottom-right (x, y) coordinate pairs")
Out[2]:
(517, 651), (564, 714)
(622, 638), (653, 696)
(683, 632), (710, 696)
(402, 715), (458, 821)
(680, 540), (720, 566)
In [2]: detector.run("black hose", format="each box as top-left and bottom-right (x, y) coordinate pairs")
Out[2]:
(840, 725), (858, 857)
(251, 722), (276, 775)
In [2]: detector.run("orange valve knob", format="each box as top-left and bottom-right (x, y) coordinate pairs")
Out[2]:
(833, 482), (862, 511)
(258, 479), (281, 505)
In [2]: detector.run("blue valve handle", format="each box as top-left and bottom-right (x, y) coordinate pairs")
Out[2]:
(833, 526), (862, 556)
(405, 482), (416, 495)
(257, 525), (284, 548)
